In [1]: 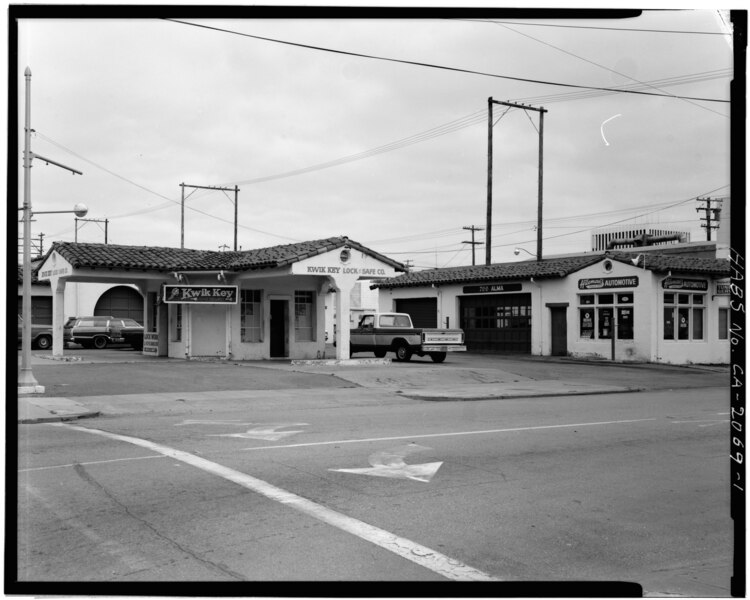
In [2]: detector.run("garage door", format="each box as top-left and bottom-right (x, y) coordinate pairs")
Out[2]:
(460, 293), (532, 353)
(395, 297), (437, 328)
(94, 285), (144, 323)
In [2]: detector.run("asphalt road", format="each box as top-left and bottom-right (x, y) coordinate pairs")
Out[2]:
(15, 364), (732, 595)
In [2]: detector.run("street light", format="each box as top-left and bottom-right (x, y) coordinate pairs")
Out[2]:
(19, 67), (84, 395)
(514, 247), (536, 258)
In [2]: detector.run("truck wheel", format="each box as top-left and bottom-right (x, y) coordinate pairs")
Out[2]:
(374, 350), (386, 358)
(93, 336), (108, 349)
(36, 335), (52, 350)
(430, 352), (447, 363)
(394, 342), (412, 362)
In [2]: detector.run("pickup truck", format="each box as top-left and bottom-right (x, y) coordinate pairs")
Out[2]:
(350, 312), (466, 363)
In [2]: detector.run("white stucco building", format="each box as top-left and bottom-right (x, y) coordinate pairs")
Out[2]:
(373, 249), (732, 365)
(36, 236), (404, 361)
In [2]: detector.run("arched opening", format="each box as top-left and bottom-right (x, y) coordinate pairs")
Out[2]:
(94, 285), (144, 323)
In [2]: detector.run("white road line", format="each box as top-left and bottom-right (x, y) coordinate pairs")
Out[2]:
(240, 418), (658, 452)
(19, 454), (167, 472)
(53, 423), (497, 582)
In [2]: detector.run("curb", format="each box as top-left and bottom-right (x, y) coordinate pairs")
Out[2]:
(291, 358), (391, 366)
(399, 387), (646, 402)
(19, 410), (102, 425)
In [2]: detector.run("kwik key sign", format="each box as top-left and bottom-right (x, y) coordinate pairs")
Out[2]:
(163, 285), (238, 304)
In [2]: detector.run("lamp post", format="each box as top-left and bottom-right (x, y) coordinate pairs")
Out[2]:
(19, 67), (84, 394)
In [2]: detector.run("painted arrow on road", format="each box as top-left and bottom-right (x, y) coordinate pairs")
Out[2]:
(175, 420), (255, 426)
(208, 423), (308, 441)
(329, 443), (443, 482)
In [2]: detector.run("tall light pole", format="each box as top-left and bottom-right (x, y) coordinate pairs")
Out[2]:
(19, 67), (85, 395)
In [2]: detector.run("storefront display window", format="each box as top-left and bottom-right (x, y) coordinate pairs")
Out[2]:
(578, 293), (633, 340)
(241, 289), (262, 343)
(295, 290), (315, 341)
(664, 293), (704, 341)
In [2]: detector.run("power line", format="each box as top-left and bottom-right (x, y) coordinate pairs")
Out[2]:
(379, 186), (728, 255)
(495, 22), (729, 118)
(463, 18), (733, 36)
(163, 19), (728, 104)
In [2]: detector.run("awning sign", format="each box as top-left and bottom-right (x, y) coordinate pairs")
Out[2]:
(463, 283), (523, 294)
(578, 276), (639, 290)
(163, 285), (238, 304)
(661, 278), (708, 291)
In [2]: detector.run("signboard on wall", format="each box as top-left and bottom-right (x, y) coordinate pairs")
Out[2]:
(163, 285), (238, 304)
(463, 283), (523, 294)
(143, 332), (159, 355)
(716, 281), (731, 295)
(661, 278), (708, 291)
(578, 276), (639, 290)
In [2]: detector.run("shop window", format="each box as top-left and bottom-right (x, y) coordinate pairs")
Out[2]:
(664, 293), (705, 341)
(578, 293), (634, 340)
(719, 307), (729, 340)
(171, 305), (182, 342)
(598, 307), (614, 339)
(579, 308), (595, 339)
(617, 307), (634, 340)
(241, 290), (263, 343)
(295, 291), (315, 342)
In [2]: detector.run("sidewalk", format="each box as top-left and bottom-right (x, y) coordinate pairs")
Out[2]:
(16, 351), (671, 423)
(18, 396), (101, 425)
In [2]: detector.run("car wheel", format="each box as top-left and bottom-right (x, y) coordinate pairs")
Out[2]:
(36, 335), (52, 350)
(429, 352), (447, 363)
(93, 336), (108, 349)
(394, 342), (412, 362)
(374, 350), (386, 358)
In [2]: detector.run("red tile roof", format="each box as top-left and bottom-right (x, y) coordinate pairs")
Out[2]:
(45, 236), (406, 273)
(373, 252), (730, 289)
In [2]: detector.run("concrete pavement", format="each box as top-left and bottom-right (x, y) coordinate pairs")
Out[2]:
(17, 348), (725, 424)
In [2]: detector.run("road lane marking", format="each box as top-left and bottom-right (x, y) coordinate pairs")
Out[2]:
(175, 420), (256, 426)
(239, 418), (658, 451)
(53, 423), (497, 582)
(19, 454), (166, 473)
(330, 443), (443, 482)
(208, 423), (308, 441)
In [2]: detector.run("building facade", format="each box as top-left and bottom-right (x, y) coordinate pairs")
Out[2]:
(374, 251), (731, 365)
(36, 237), (404, 361)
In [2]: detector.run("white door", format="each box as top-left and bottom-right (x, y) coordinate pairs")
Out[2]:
(190, 304), (226, 356)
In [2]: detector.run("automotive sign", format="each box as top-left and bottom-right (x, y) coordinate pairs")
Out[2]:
(661, 278), (708, 291)
(578, 276), (639, 290)
(163, 285), (238, 304)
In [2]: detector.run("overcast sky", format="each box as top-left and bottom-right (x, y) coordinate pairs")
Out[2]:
(14, 8), (734, 269)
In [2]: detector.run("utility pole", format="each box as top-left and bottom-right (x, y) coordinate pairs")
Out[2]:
(75, 217), (109, 243)
(696, 197), (722, 241)
(462, 225), (484, 266)
(486, 97), (548, 263)
(486, 98), (493, 266)
(180, 183), (240, 250)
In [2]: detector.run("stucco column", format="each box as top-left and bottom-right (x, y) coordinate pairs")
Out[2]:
(51, 277), (67, 357)
(331, 274), (358, 360)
